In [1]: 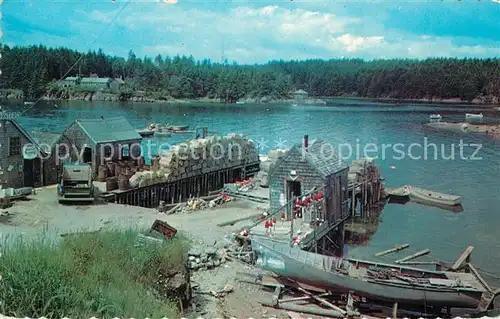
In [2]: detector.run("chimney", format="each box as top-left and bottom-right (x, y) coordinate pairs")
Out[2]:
(303, 135), (309, 153)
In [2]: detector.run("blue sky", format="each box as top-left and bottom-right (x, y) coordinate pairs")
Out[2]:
(2, 0), (499, 64)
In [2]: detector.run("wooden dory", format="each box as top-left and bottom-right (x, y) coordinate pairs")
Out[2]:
(251, 236), (487, 309)
(408, 186), (462, 206)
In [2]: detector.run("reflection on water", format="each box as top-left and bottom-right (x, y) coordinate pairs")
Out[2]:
(2, 99), (500, 276)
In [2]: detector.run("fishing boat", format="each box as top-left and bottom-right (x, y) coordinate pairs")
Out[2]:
(465, 113), (483, 120)
(136, 129), (154, 138)
(430, 114), (442, 120)
(165, 123), (189, 131)
(384, 185), (411, 200)
(23, 101), (36, 105)
(408, 186), (462, 206)
(154, 130), (172, 137)
(251, 236), (492, 309)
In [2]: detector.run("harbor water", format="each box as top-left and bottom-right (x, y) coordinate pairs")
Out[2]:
(3, 99), (500, 277)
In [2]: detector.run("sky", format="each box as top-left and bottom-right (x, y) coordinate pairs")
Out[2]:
(1, 0), (500, 64)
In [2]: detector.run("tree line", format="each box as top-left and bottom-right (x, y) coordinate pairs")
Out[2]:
(0, 44), (499, 102)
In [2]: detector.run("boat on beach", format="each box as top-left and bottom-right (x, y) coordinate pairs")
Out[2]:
(465, 113), (483, 120)
(251, 236), (493, 309)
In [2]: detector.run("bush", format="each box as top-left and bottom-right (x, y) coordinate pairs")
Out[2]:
(0, 229), (189, 318)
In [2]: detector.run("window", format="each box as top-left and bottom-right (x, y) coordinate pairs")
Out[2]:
(104, 146), (112, 157)
(9, 137), (21, 156)
(121, 144), (130, 158)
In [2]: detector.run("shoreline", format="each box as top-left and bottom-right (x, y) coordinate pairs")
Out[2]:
(1, 89), (499, 107)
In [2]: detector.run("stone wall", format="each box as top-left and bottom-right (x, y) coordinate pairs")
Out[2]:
(130, 134), (259, 188)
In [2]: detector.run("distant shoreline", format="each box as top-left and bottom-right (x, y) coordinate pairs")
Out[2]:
(1, 89), (498, 107)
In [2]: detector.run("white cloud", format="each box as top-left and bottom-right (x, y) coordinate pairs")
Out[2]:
(334, 34), (385, 53)
(74, 3), (500, 63)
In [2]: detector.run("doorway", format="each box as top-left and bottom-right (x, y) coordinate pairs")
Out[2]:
(286, 180), (302, 202)
(23, 158), (41, 187)
(82, 147), (92, 163)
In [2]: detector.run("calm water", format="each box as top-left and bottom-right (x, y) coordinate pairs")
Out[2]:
(3, 99), (500, 277)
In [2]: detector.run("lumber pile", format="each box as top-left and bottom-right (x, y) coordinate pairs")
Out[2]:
(157, 194), (231, 214)
(129, 134), (259, 188)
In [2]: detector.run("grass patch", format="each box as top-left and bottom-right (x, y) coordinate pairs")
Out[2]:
(0, 229), (190, 318)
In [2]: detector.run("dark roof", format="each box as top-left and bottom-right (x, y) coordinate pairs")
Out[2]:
(303, 140), (348, 178)
(293, 89), (308, 94)
(75, 117), (141, 144)
(0, 118), (48, 155)
(271, 139), (348, 179)
(30, 131), (62, 154)
(80, 77), (112, 83)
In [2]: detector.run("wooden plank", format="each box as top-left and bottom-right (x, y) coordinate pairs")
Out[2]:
(278, 292), (330, 303)
(375, 244), (410, 257)
(397, 261), (440, 266)
(294, 285), (347, 315)
(259, 300), (346, 318)
(468, 263), (492, 292)
(395, 249), (431, 264)
(451, 246), (474, 271)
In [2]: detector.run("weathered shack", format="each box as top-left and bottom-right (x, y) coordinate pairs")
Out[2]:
(0, 117), (52, 188)
(268, 135), (349, 256)
(57, 117), (142, 177)
(30, 131), (63, 185)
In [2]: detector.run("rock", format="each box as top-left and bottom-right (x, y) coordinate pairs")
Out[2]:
(189, 248), (202, 257)
(214, 259), (221, 267)
(201, 255), (208, 263)
(205, 247), (217, 256)
(188, 256), (196, 261)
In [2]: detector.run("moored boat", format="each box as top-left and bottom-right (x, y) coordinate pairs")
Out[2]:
(408, 186), (462, 206)
(251, 236), (490, 309)
(465, 113), (483, 120)
(165, 123), (189, 131)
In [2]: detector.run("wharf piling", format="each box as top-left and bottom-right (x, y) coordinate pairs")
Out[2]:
(108, 162), (259, 208)
(347, 158), (384, 219)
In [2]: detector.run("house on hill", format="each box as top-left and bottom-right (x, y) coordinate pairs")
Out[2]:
(79, 77), (112, 91)
(58, 76), (81, 88)
(292, 89), (309, 100)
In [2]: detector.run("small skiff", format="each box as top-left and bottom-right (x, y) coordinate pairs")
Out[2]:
(408, 186), (462, 206)
(165, 123), (189, 131)
(465, 113), (483, 120)
(430, 114), (442, 120)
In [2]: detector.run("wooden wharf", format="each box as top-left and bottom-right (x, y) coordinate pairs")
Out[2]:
(100, 160), (260, 208)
